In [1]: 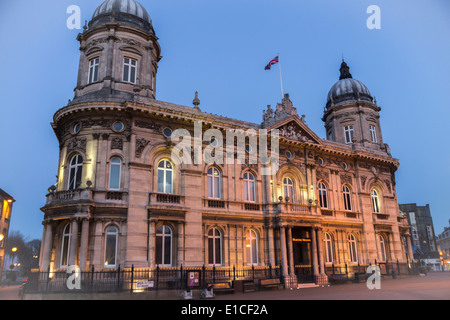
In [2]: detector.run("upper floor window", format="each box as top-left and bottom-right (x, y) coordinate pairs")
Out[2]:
(123, 58), (137, 84)
(371, 189), (380, 213)
(343, 185), (352, 211)
(283, 177), (295, 202)
(207, 167), (221, 199)
(88, 58), (99, 84)
(244, 172), (256, 202)
(369, 125), (377, 143)
(68, 155), (83, 190)
(157, 160), (173, 194)
(318, 182), (328, 208)
(344, 125), (354, 144)
(109, 157), (121, 190)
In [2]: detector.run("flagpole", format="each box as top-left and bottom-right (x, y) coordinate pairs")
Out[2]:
(278, 52), (284, 99)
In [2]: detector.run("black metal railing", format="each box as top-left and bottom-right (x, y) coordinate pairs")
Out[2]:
(23, 265), (282, 294)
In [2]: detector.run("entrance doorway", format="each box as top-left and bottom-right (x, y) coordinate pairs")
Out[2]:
(292, 227), (314, 283)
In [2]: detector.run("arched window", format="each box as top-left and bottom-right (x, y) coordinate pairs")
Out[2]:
(244, 172), (256, 202)
(343, 185), (352, 211)
(157, 160), (173, 194)
(324, 232), (334, 263)
(207, 167), (221, 199)
(109, 158), (122, 190)
(283, 177), (295, 202)
(156, 225), (172, 266)
(246, 229), (259, 265)
(348, 234), (358, 263)
(371, 189), (380, 213)
(104, 226), (118, 267)
(68, 155), (83, 190)
(208, 228), (222, 266)
(60, 224), (71, 267)
(318, 182), (328, 208)
(378, 234), (387, 262)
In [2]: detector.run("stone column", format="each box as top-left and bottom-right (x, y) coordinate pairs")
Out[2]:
(148, 220), (156, 268)
(69, 218), (79, 267)
(287, 226), (295, 276)
(279, 227), (289, 278)
(177, 221), (185, 267)
(40, 221), (53, 270)
(317, 227), (325, 274)
(267, 227), (276, 267)
(311, 227), (319, 276)
(406, 235), (414, 264)
(79, 218), (90, 271)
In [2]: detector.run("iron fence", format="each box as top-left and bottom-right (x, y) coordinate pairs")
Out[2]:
(23, 260), (420, 294)
(23, 265), (282, 294)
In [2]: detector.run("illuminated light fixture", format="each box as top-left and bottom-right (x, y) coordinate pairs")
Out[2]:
(0, 234), (3, 241)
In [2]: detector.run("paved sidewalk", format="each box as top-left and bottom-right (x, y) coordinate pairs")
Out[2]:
(214, 272), (450, 300)
(0, 285), (21, 300)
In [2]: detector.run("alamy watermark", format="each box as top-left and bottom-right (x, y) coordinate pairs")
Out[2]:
(367, 5), (381, 30)
(170, 121), (280, 176)
(366, 265), (381, 290)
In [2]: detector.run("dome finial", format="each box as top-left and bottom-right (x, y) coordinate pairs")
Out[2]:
(339, 60), (352, 80)
(193, 91), (201, 111)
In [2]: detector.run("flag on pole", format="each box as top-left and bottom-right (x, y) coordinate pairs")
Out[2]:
(265, 55), (279, 70)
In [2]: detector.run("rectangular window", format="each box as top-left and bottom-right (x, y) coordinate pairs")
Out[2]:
(409, 212), (416, 225)
(369, 125), (377, 143)
(88, 58), (99, 84)
(104, 234), (117, 267)
(344, 125), (354, 144)
(123, 58), (137, 84)
(427, 226), (433, 239)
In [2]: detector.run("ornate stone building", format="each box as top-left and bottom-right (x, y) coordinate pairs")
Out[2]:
(39, 0), (413, 284)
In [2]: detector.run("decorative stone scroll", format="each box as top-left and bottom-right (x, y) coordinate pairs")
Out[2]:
(135, 137), (150, 158)
(67, 137), (87, 154)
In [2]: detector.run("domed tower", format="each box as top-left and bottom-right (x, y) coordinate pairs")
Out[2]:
(323, 61), (390, 155)
(40, 0), (163, 272)
(74, 0), (161, 102)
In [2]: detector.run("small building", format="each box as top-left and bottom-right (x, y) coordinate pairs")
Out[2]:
(437, 221), (450, 270)
(0, 189), (15, 279)
(399, 203), (441, 270)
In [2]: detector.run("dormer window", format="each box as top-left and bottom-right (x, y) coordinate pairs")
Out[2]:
(123, 58), (137, 84)
(88, 58), (99, 84)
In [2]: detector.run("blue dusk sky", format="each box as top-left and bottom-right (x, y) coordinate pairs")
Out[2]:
(0, 0), (449, 240)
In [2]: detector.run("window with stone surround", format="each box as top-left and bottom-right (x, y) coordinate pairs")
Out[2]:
(318, 182), (328, 209)
(88, 58), (99, 84)
(343, 185), (352, 211)
(207, 167), (221, 199)
(68, 154), (83, 190)
(208, 227), (222, 266)
(123, 57), (137, 84)
(60, 224), (71, 268)
(344, 125), (354, 144)
(157, 160), (173, 194)
(156, 225), (172, 266)
(369, 125), (377, 143)
(109, 157), (122, 190)
(243, 172), (256, 202)
(104, 226), (118, 268)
